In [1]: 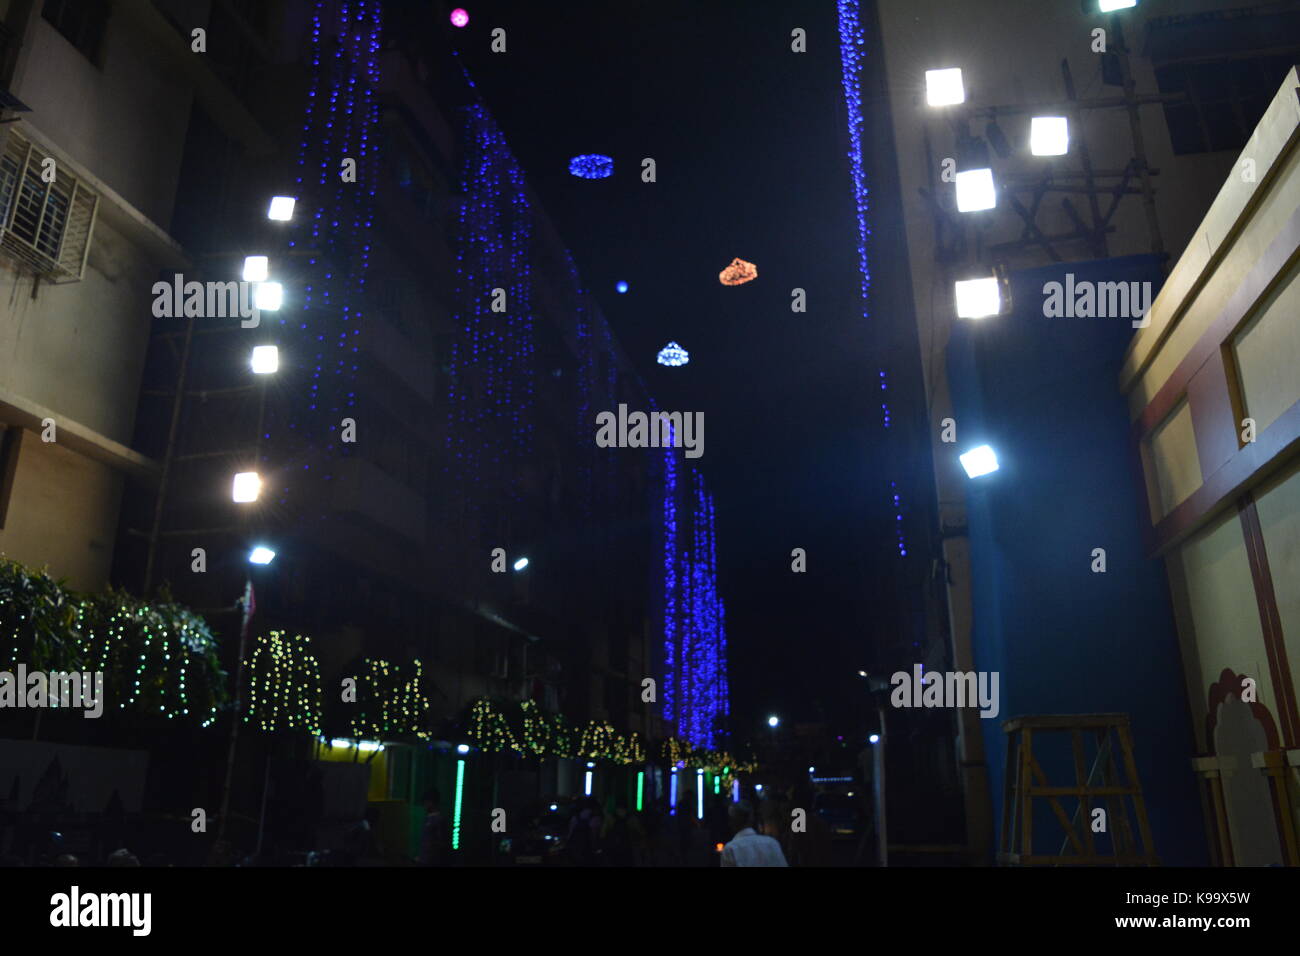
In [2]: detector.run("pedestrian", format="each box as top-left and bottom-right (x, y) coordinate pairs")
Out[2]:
(720, 801), (787, 867)
(418, 790), (447, 866)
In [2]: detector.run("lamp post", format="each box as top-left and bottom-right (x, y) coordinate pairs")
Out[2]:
(216, 546), (274, 845)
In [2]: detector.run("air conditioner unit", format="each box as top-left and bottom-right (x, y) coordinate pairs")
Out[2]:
(0, 129), (98, 282)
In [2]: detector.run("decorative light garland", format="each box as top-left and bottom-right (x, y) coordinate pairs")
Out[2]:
(656, 341), (689, 367)
(1, 559), (225, 726)
(718, 257), (758, 286)
(661, 454), (729, 749)
(348, 657), (432, 740)
(837, 0), (909, 559)
(245, 630), (323, 735)
(568, 154), (614, 179)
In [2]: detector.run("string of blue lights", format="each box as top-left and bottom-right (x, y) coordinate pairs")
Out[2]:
(837, 0), (908, 559)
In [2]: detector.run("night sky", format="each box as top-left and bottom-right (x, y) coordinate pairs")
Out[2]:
(456, 1), (886, 742)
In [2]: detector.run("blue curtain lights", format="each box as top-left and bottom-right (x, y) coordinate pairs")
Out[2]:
(661, 439), (729, 749)
(837, 0), (908, 559)
(568, 154), (615, 179)
(656, 341), (689, 367)
(444, 103), (537, 508)
(279, 0), (382, 511)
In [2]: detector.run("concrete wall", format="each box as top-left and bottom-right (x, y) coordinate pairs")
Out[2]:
(11, 4), (198, 227)
(0, 6), (204, 589)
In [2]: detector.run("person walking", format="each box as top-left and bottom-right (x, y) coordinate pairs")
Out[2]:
(720, 801), (787, 867)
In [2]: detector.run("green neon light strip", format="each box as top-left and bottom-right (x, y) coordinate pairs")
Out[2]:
(636, 771), (644, 812)
(452, 759), (465, 850)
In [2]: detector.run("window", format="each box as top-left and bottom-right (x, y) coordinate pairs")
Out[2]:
(41, 0), (107, 63)
(0, 130), (98, 281)
(1155, 55), (1296, 156)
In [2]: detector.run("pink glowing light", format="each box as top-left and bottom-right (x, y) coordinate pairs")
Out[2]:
(450, 8), (469, 28)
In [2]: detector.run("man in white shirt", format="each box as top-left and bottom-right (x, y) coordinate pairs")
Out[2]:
(720, 801), (788, 867)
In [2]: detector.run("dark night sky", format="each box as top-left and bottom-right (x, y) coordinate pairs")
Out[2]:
(454, 0), (889, 741)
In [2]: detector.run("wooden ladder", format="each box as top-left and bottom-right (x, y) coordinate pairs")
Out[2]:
(998, 714), (1158, 865)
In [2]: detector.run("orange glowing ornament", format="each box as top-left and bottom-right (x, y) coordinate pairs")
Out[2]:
(718, 257), (758, 286)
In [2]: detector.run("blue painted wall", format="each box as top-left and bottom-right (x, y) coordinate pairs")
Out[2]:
(947, 255), (1208, 866)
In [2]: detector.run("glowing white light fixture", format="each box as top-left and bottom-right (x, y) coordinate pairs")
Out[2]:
(954, 277), (1002, 319)
(250, 345), (279, 374)
(254, 282), (283, 311)
(925, 68), (965, 107)
(248, 546), (275, 565)
(232, 471), (262, 503)
(513, 557), (529, 571)
(242, 255), (269, 282)
(1099, 0), (1136, 11)
(267, 196), (296, 221)
(1030, 116), (1069, 156)
(955, 168), (996, 212)
(960, 444), (1001, 479)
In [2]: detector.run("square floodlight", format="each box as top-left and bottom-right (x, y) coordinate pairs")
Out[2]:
(954, 277), (1001, 318)
(249, 546), (276, 565)
(250, 345), (279, 374)
(232, 471), (262, 503)
(1099, 0), (1136, 11)
(242, 255), (269, 282)
(955, 168), (996, 212)
(925, 68), (965, 107)
(959, 445), (1000, 479)
(267, 196), (296, 221)
(1030, 116), (1069, 156)
(254, 282), (283, 311)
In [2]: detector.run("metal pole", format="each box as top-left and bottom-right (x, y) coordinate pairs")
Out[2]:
(875, 698), (888, 867)
(1111, 15), (1166, 266)
(216, 577), (254, 843)
(143, 306), (197, 594)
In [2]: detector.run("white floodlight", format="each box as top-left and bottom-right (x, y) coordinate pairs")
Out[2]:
(954, 277), (1002, 318)
(955, 168), (996, 212)
(959, 445), (1000, 479)
(1030, 116), (1069, 156)
(925, 68), (965, 107)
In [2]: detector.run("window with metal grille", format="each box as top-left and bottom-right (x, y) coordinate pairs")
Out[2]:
(0, 130), (98, 281)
